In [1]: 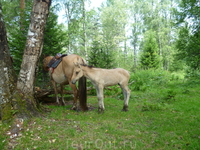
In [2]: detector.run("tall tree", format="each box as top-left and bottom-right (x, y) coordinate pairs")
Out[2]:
(140, 30), (160, 69)
(88, 41), (103, 67)
(6, 4), (67, 74)
(81, 0), (87, 56)
(140, 0), (176, 70)
(9, 1), (32, 74)
(88, 40), (114, 68)
(175, 0), (200, 70)
(129, 0), (144, 69)
(15, 0), (51, 118)
(61, 0), (83, 53)
(43, 9), (68, 56)
(0, 3), (16, 121)
(19, 0), (25, 30)
(101, 0), (128, 68)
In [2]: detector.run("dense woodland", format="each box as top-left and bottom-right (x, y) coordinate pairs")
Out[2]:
(2, 0), (200, 72)
(0, 1), (200, 149)
(0, 0), (199, 120)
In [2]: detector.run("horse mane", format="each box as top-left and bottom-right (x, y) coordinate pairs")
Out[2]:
(80, 64), (117, 69)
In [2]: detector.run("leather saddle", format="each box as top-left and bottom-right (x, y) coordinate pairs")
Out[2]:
(47, 53), (68, 68)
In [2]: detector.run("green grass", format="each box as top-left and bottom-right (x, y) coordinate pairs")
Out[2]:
(1, 70), (200, 149)
(0, 123), (8, 150)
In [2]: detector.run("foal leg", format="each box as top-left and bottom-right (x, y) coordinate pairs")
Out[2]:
(96, 85), (105, 113)
(52, 80), (60, 105)
(69, 82), (78, 110)
(60, 84), (66, 105)
(120, 84), (131, 111)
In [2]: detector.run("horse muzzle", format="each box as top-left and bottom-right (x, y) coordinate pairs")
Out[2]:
(71, 79), (77, 84)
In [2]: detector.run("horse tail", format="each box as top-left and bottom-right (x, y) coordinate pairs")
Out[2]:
(78, 57), (88, 111)
(78, 76), (88, 111)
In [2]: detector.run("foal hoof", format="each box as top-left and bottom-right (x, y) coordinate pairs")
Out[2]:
(98, 111), (104, 114)
(98, 108), (104, 114)
(122, 106), (128, 112)
(122, 108), (128, 112)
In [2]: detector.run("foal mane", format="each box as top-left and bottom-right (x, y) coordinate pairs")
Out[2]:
(80, 64), (94, 68)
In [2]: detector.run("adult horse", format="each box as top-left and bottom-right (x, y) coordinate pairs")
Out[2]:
(71, 62), (131, 113)
(43, 54), (88, 111)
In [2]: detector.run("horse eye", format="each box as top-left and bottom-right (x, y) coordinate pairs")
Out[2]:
(76, 71), (79, 75)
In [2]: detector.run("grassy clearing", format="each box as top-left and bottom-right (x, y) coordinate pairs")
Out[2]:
(1, 70), (200, 149)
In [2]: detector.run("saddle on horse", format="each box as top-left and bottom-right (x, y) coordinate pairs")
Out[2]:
(47, 53), (68, 69)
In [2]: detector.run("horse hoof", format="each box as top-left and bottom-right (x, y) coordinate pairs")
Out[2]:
(75, 108), (81, 112)
(62, 102), (66, 106)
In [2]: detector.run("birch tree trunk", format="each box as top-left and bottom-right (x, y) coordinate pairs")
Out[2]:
(82, 0), (87, 57)
(15, 0), (51, 118)
(0, 4), (16, 121)
(19, 0), (25, 30)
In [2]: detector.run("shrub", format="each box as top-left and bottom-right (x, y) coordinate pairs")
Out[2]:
(129, 69), (171, 91)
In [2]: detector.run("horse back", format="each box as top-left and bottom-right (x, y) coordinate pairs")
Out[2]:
(116, 68), (130, 79)
(94, 68), (130, 86)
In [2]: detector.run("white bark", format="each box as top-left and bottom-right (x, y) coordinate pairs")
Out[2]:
(17, 0), (51, 94)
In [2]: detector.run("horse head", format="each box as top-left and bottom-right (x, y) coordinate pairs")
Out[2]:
(71, 62), (83, 84)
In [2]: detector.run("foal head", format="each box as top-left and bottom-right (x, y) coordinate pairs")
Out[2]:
(71, 63), (84, 84)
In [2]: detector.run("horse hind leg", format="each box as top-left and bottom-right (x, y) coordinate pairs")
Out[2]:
(60, 84), (66, 105)
(52, 80), (60, 105)
(122, 88), (130, 111)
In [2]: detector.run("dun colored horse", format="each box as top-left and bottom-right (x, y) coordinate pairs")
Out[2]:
(71, 63), (131, 112)
(43, 54), (88, 111)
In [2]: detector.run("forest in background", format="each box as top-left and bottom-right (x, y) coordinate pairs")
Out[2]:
(1, 0), (200, 79)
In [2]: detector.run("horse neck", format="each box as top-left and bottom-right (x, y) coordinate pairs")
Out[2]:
(81, 66), (96, 81)
(47, 56), (53, 63)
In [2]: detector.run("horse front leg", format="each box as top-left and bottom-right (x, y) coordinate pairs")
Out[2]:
(60, 84), (66, 106)
(69, 82), (78, 110)
(52, 80), (60, 105)
(96, 85), (105, 113)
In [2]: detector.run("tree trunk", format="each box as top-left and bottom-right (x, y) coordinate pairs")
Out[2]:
(82, 0), (87, 57)
(15, 0), (51, 119)
(0, 4), (17, 122)
(19, 0), (25, 30)
(20, 0), (25, 10)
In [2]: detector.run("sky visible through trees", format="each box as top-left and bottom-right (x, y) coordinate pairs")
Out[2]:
(2, 0), (200, 71)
